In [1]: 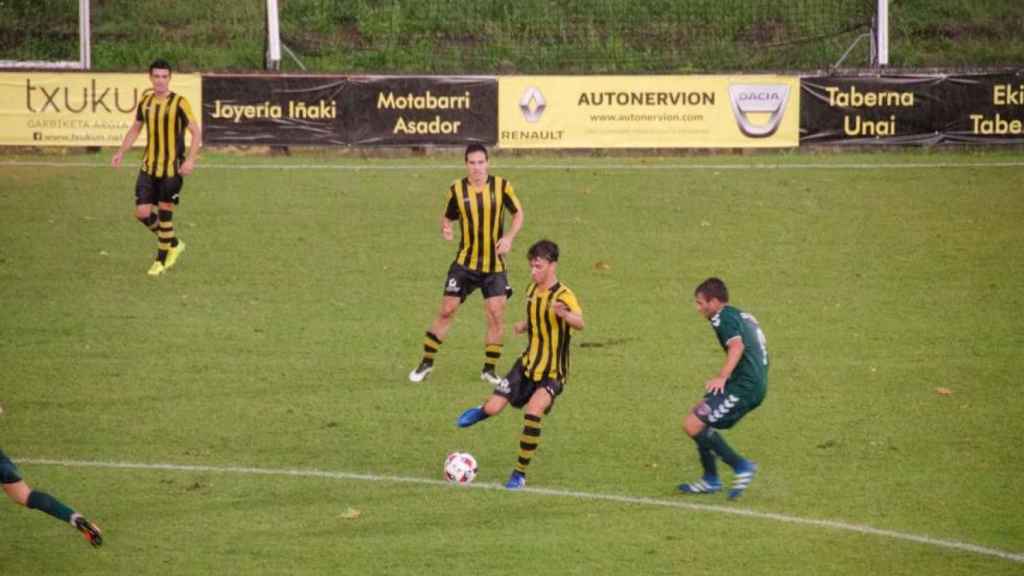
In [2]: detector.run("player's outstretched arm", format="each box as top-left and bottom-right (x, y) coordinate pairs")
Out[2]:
(706, 338), (744, 394)
(440, 216), (456, 240)
(553, 302), (584, 330)
(180, 121), (202, 175)
(496, 208), (524, 255)
(112, 121), (143, 167)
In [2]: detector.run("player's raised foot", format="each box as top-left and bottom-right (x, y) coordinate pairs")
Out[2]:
(164, 240), (186, 270)
(728, 461), (758, 500)
(480, 368), (502, 386)
(72, 514), (103, 547)
(147, 260), (166, 277)
(677, 475), (722, 495)
(504, 471), (526, 490)
(408, 361), (433, 383)
(457, 406), (489, 428)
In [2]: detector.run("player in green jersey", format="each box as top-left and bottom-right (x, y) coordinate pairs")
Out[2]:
(1, 448), (103, 546)
(678, 277), (767, 499)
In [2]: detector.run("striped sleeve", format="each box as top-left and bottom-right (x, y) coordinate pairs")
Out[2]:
(444, 182), (460, 220)
(558, 287), (582, 316)
(177, 96), (195, 126)
(501, 180), (522, 213)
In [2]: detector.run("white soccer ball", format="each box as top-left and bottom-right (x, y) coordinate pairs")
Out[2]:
(444, 452), (478, 485)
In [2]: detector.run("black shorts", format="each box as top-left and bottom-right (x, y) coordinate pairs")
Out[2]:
(0, 449), (22, 484)
(135, 171), (183, 206)
(493, 358), (563, 413)
(443, 262), (512, 302)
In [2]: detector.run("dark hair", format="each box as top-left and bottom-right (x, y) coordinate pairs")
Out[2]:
(149, 59), (172, 74)
(695, 277), (729, 302)
(527, 239), (559, 263)
(464, 143), (488, 161)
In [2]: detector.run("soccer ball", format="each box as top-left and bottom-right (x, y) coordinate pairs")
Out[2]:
(444, 452), (478, 485)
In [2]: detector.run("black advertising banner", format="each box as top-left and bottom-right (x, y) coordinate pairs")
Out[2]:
(802, 75), (944, 144)
(346, 76), (497, 146)
(943, 72), (1024, 143)
(203, 75), (346, 146)
(202, 74), (497, 146)
(801, 70), (1024, 144)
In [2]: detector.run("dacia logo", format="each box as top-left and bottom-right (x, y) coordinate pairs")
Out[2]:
(518, 86), (546, 123)
(728, 84), (791, 138)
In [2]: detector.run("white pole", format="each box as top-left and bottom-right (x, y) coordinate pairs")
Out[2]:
(876, 0), (889, 66)
(79, 0), (91, 69)
(266, 0), (282, 70)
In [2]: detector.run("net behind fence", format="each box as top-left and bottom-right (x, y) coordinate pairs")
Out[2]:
(1, 0), (877, 72)
(280, 0), (876, 72)
(0, 0), (79, 64)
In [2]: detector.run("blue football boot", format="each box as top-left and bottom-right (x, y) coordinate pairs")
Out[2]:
(504, 471), (526, 490)
(728, 461), (758, 500)
(457, 406), (489, 428)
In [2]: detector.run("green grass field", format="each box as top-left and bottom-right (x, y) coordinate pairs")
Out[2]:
(1, 150), (1022, 574)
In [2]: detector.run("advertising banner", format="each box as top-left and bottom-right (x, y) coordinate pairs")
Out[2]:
(203, 74), (346, 146)
(0, 72), (201, 147)
(346, 76), (497, 145)
(801, 70), (1024, 144)
(498, 75), (800, 148)
(203, 74), (497, 146)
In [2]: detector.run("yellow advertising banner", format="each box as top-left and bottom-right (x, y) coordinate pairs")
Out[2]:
(0, 72), (202, 147)
(499, 75), (799, 148)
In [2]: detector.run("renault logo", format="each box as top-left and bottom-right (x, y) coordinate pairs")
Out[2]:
(728, 84), (791, 138)
(519, 86), (546, 123)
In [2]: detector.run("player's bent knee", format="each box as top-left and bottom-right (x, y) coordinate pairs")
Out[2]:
(684, 412), (705, 437)
(2, 481), (31, 506)
(483, 395), (508, 415)
(525, 389), (553, 415)
(439, 296), (462, 316)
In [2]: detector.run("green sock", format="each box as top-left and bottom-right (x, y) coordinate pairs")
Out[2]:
(693, 434), (719, 478)
(27, 491), (75, 524)
(701, 427), (744, 469)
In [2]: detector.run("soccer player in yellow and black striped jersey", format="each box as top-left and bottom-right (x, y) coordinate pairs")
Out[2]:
(112, 58), (201, 277)
(457, 239), (584, 489)
(409, 144), (524, 384)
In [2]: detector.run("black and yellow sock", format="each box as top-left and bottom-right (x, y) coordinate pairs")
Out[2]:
(156, 208), (176, 263)
(138, 211), (159, 235)
(27, 490), (74, 524)
(514, 413), (543, 475)
(421, 331), (442, 365)
(483, 343), (502, 373)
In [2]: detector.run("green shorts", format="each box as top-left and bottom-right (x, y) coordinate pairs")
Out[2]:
(695, 388), (764, 430)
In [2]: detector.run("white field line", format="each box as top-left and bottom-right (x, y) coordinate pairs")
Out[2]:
(21, 457), (1024, 564)
(2, 160), (1024, 172)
